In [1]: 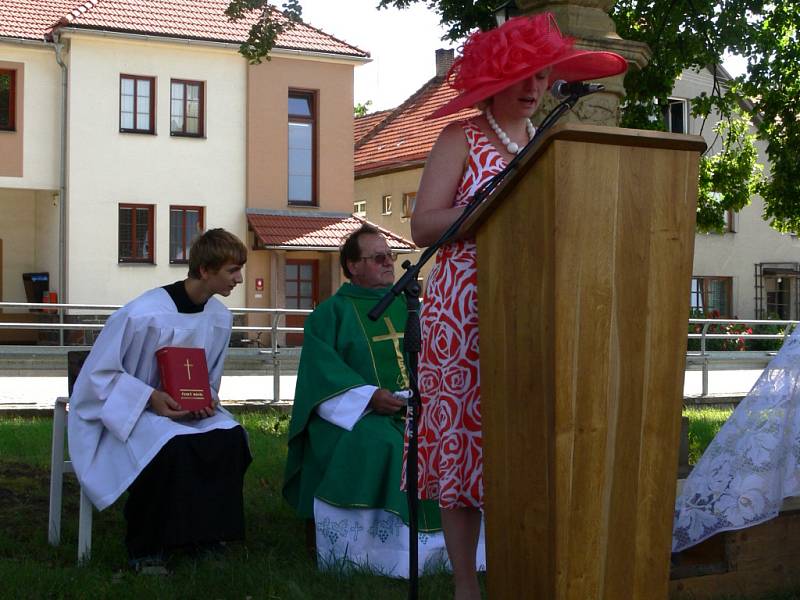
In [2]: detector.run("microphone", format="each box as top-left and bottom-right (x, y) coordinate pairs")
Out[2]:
(550, 80), (605, 100)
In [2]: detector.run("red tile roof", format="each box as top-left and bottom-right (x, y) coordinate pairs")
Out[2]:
(1, 0), (368, 58)
(0, 0), (80, 40)
(354, 76), (480, 176)
(354, 109), (391, 145)
(247, 211), (415, 250)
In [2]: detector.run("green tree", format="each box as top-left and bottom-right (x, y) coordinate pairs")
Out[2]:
(227, 0), (800, 232)
(224, 0), (302, 64)
(354, 100), (373, 117)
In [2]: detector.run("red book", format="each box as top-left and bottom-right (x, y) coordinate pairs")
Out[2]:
(156, 346), (213, 411)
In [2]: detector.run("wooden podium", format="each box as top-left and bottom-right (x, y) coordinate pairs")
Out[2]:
(466, 124), (707, 599)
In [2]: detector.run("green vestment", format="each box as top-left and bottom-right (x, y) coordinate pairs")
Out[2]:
(282, 283), (441, 531)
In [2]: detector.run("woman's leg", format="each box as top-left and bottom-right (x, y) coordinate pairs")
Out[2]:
(441, 506), (482, 600)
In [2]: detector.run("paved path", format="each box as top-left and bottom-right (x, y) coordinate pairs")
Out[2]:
(0, 375), (298, 412)
(0, 369), (763, 413)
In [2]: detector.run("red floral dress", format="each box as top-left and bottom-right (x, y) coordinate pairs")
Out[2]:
(413, 120), (507, 509)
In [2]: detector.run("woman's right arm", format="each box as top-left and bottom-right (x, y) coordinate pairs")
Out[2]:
(410, 122), (470, 247)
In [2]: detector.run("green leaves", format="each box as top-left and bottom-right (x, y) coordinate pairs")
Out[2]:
(225, 0), (303, 64)
(696, 116), (763, 233)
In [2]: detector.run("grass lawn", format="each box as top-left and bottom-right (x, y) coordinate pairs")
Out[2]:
(1, 409), (797, 599)
(684, 405), (735, 464)
(0, 411), (457, 599)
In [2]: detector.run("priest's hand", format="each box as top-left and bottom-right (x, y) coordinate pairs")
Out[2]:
(369, 388), (405, 415)
(148, 390), (190, 420)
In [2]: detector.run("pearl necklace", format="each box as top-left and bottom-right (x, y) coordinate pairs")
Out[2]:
(485, 107), (535, 154)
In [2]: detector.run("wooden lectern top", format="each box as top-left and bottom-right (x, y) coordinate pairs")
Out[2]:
(461, 122), (707, 238)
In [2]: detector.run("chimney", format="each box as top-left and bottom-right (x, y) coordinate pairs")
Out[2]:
(435, 48), (455, 77)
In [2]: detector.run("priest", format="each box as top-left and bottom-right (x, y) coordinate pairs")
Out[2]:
(283, 225), (479, 577)
(68, 228), (252, 571)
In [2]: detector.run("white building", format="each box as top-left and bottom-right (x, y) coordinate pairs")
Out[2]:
(670, 67), (800, 320)
(0, 0), (370, 314)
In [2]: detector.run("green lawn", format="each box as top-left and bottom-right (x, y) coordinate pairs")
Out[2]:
(1, 409), (797, 599)
(0, 412), (456, 599)
(684, 405), (735, 464)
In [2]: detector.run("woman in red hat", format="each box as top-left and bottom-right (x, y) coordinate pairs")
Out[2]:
(409, 13), (627, 598)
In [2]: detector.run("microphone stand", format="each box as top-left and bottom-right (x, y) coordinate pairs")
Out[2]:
(367, 90), (587, 600)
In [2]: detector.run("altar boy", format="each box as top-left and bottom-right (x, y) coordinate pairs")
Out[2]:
(68, 228), (251, 570)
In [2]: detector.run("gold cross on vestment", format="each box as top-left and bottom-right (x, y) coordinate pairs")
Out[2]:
(371, 317), (410, 389)
(184, 358), (193, 380)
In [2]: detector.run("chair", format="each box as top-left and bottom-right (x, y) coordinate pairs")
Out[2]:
(48, 350), (92, 563)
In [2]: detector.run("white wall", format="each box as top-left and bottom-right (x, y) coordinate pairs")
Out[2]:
(64, 33), (247, 306)
(0, 189), (37, 301)
(673, 68), (798, 318)
(0, 41), (60, 189)
(34, 189), (61, 294)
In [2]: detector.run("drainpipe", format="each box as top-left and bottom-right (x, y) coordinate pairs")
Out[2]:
(53, 34), (68, 345)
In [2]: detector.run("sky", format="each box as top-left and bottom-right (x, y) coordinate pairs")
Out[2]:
(297, 0), (457, 111)
(296, 1), (748, 113)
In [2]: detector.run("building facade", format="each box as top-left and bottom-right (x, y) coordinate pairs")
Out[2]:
(1, 0), (412, 334)
(670, 68), (800, 320)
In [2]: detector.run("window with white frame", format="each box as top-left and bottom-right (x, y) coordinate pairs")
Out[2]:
(382, 195), (392, 215)
(353, 200), (367, 217)
(662, 98), (689, 134)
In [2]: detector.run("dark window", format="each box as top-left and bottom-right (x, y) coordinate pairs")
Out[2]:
(723, 208), (736, 233)
(288, 91), (316, 205)
(691, 276), (732, 317)
(0, 69), (16, 131)
(284, 259), (318, 346)
(119, 204), (155, 263)
(402, 192), (416, 218)
(766, 276), (790, 320)
(170, 80), (204, 137)
(169, 206), (204, 263)
(120, 75), (155, 134)
(662, 98), (688, 134)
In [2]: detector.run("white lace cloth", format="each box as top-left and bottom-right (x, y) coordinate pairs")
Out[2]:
(673, 327), (800, 552)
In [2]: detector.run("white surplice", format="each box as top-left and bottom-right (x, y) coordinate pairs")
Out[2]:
(68, 287), (241, 511)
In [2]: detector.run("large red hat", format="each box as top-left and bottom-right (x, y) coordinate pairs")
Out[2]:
(429, 13), (628, 119)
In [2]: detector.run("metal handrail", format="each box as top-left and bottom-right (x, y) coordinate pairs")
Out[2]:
(0, 301), (312, 403)
(3, 305), (797, 401)
(688, 318), (798, 396)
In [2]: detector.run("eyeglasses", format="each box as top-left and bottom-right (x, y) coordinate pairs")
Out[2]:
(359, 252), (398, 265)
